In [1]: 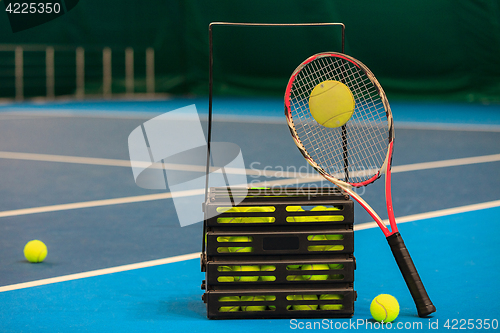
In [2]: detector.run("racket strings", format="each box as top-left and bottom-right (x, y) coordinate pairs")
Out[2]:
(288, 55), (389, 184)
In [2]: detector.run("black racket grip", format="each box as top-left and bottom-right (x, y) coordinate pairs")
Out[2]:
(387, 232), (436, 317)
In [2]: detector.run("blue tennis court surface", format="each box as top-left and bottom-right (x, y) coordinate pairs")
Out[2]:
(0, 98), (499, 332)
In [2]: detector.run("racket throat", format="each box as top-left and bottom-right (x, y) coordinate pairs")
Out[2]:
(341, 124), (349, 182)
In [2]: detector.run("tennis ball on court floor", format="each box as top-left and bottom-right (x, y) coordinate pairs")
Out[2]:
(292, 294), (319, 310)
(241, 295), (266, 311)
(24, 240), (47, 263)
(370, 294), (400, 323)
(301, 264), (330, 280)
(309, 80), (355, 128)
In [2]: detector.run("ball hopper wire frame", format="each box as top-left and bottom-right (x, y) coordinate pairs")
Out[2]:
(201, 22), (346, 260)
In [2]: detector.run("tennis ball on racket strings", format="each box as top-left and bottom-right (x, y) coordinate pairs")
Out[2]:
(24, 240), (47, 263)
(370, 294), (400, 323)
(309, 80), (355, 128)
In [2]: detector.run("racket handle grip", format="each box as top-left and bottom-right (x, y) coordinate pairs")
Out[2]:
(387, 232), (436, 317)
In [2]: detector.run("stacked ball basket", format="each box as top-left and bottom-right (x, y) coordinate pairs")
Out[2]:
(201, 22), (355, 319)
(201, 187), (356, 319)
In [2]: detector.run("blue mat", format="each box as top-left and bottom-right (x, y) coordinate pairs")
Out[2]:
(1, 206), (498, 332)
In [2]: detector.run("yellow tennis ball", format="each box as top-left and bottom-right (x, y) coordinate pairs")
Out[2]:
(286, 206), (305, 222)
(307, 234), (327, 251)
(370, 294), (400, 323)
(328, 263), (344, 270)
(228, 246), (253, 253)
(292, 294), (319, 310)
(259, 265), (276, 281)
(325, 234), (343, 240)
(219, 305), (240, 312)
(320, 294), (343, 310)
(24, 240), (47, 263)
(217, 265), (234, 282)
(308, 234), (327, 241)
(309, 80), (355, 128)
(228, 236), (253, 253)
(233, 265), (259, 282)
(301, 264), (329, 280)
(219, 296), (240, 302)
(218, 296), (239, 311)
(245, 207), (273, 223)
(218, 276), (235, 282)
(241, 295), (266, 311)
(287, 264), (301, 270)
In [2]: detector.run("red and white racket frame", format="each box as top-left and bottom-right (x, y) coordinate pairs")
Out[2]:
(284, 52), (436, 318)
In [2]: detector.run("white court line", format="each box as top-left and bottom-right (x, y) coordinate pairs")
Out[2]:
(1, 109), (500, 130)
(392, 154), (500, 173)
(1, 151), (500, 179)
(0, 153), (499, 219)
(0, 178), (318, 218)
(0, 151), (265, 177)
(396, 122), (500, 132)
(1, 199), (500, 293)
(0, 252), (201, 293)
(354, 199), (500, 232)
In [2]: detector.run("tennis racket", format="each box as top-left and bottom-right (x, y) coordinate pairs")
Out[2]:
(284, 52), (436, 317)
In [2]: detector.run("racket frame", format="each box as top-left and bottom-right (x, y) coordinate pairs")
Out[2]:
(284, 52), (436, 317)
(284, 52), (396, 236)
